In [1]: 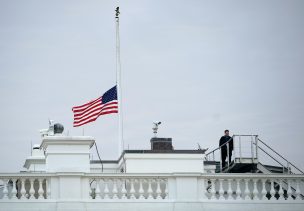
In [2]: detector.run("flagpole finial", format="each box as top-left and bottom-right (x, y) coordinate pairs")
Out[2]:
(115, 7), (120, 18)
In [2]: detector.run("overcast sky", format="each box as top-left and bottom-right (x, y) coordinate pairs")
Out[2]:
(0, 0), (303, 172)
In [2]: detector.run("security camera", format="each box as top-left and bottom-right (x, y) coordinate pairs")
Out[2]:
(153, 121), (161, 125)
(152, 121), (161, 137)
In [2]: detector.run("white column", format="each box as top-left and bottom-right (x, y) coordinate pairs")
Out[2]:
(252, 179), (258, 200)
(261, 179), (268, 200)
(278, 180), (284, 201)
(103, 179), (110, 199)
(38, 178), (44, 199)
(156, 179), (162, 199)
(20, 179), (26, 199)
(95, 179), (101, 199)
(269, 180), (276, 200)
(295, 179), (301, 200)
(138, 179), (145, 199)
(164, 179), (169, 199)
(218, 179), (225, 200)
(287, 179), (293, 201)
(112, 179), (119, 199)
(235, 179), (241, 200)
(2, 179), (8, 199)
(147, 179), (153, 199)
(121, 179), (127, 199)
(244, 179), (250, 200)
(227, 179), (233, 200)
(129, 179), (136, 199)
(11, 179), (18, 200)
(29, 179), (35, 199)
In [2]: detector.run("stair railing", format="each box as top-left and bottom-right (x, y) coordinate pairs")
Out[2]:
(205, 136), (236, 172)
(206, 134), (304, 174)
(257, 138), (304, 174)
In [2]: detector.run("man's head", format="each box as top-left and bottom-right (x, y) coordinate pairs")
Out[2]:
(224, 129), (229, 136)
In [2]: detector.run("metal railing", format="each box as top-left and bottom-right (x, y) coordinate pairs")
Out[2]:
(205, 135), (303, 174)
(205, 135), (259, 172)
(257, 138), (304, 174)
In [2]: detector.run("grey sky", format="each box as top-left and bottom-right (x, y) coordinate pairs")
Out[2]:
(0, 0), (303, 172)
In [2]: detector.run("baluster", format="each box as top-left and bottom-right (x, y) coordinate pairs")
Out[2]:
(269, 179), (276, 200)
(244, 179), (250, 200)
(286, 179), (292, 201)
(11, 179), (18, 200)
(38, 179), (44, 199)
(227, 179), (233, 200)
(164, 179), (168, 199)
(202, 178), (207, 199)
(29, 179), (35, 199)
(295, 179), (301, 200)
(278, 180), (284, 200)
(138, 179), (145, 199)
(45, 179), (49, 199)
(89, 181), (93, 199)
(129, 179), (136, 199)
(2, 179), (9, 199)
(121, 179), (127, 199)
(235, 179), (241, 200)
(210, 179), (216, 200)
(112, 179), (118, 199)
(20, 179), (26, 199)
(156, 179), (162, 199)
(218, 179), (225, 200)
(46, 179), (51, 199)
(147, 179), (153, 199)
(261, 179), (267, 200)
(103, 179), (110, 199)
(252, 179), (258, 200)
(95, 179), (101, 199)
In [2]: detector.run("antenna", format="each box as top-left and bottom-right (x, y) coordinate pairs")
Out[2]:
(197, 143), (202, 150)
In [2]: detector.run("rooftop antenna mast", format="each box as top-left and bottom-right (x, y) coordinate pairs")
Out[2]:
(115, 6), (124, 157)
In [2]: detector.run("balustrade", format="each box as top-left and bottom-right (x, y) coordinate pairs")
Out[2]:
(89, 177), (168, 200)
(0, 176), (49, 200)
(0, 173), (303, 202)
(202, 175), (304, 201)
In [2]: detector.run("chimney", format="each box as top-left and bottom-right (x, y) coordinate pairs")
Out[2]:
(150, 137), (173, 150)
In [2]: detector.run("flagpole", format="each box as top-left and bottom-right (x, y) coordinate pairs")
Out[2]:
(115, 7), (124, 158)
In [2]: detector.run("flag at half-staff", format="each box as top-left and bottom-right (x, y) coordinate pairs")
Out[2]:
(72, 86), (118, 127)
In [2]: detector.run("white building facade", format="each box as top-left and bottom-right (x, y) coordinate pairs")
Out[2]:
(0, 126), (303, 211)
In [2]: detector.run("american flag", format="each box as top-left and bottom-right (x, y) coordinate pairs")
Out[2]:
(72, 86), (118, 127)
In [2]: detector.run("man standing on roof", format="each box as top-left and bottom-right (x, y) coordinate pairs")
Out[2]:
(219, 129), (234, 168)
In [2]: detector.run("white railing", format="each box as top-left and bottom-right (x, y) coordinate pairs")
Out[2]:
(88, 175), (168, 200)
(0, 173), (303, 202)
(201, 174), (304, 201)
(0, 173), (52, 200)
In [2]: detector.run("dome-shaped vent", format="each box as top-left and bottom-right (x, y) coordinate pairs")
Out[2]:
(54, 123), (64, 134)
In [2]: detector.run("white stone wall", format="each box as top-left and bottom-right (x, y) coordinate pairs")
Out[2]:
(124, 153), (205, 173)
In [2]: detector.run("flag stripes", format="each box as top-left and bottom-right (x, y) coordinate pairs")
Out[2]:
(72, 86), (118, 127)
